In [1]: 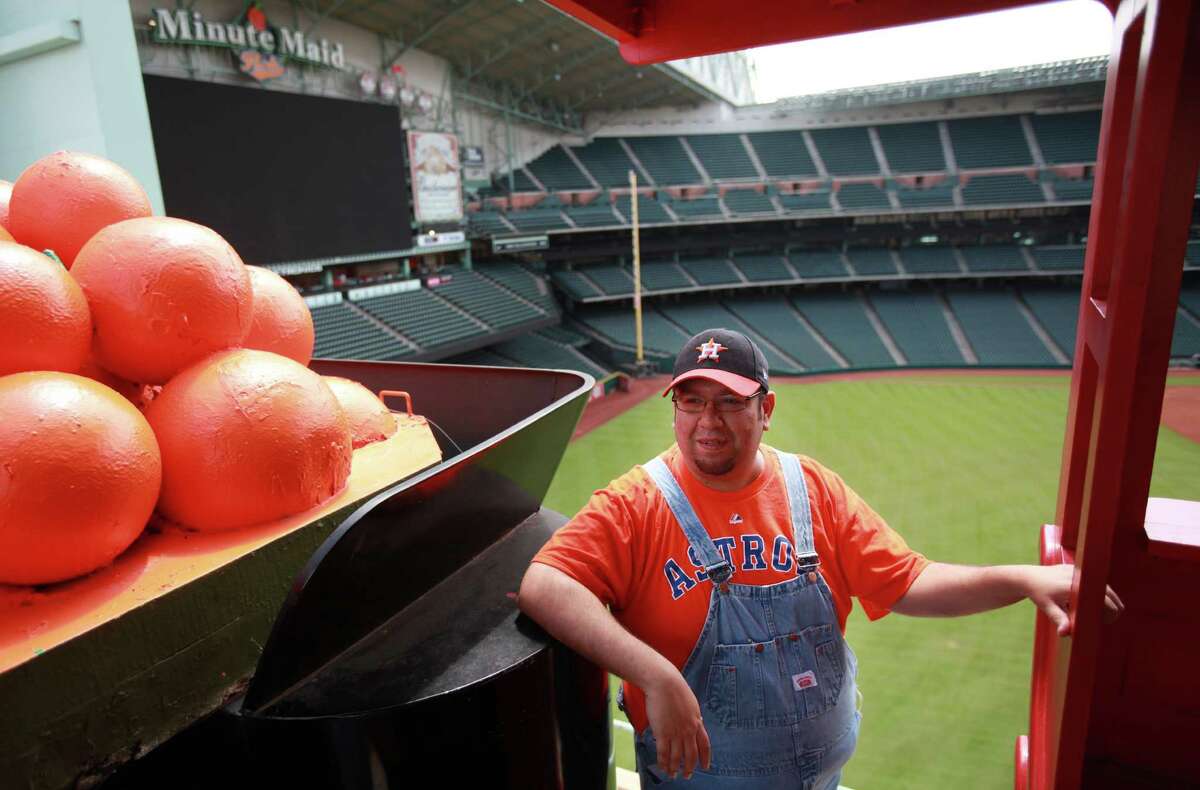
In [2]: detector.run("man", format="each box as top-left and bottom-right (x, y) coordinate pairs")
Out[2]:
(519, 328), (1122, 788)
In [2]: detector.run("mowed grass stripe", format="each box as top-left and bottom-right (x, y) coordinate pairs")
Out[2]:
(542, 374), (1200, 789)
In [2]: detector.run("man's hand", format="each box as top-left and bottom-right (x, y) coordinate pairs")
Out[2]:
(1022, 563), (1124, 636)
(894, 562), (1124, 635)
(643, 666), (711, 780)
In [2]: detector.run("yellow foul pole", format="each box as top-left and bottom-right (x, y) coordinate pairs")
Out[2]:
(630, 169), (644, 364)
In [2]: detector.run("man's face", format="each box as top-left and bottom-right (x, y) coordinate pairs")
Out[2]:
(673, 378), (774, 484)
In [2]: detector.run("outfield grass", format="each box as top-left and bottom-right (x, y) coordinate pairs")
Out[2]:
(542, 373), (1200, 789)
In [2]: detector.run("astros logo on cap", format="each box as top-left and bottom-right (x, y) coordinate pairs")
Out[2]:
(696, 338), (727, 363)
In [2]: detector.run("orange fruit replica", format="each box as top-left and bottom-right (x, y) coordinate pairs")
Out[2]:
(243, 266), (315, 366)
(146, 349), (352, 531)
(0, 241), (92, 376)
(0, 179), (12, 231)
(8, 152), (151, 268)
(71, 216), (253, 384)
(0, 372), (162, 585)
(0, 225), (12, 242)
(76, 353), (147, 407)
(323, 376), (398, 448)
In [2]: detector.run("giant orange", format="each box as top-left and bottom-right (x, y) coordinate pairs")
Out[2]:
(0, 179), (12, 233)
(71, 216), (253, 384)
(0, 241), (92, 376)
(0, 372), (162, 585)
(243, 266), (315, 366)
(323, 376), (398, 448)
(146, 349), (352, 531)
(8, 152), (151, 268)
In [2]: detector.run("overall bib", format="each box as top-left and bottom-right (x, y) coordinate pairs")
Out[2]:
(634, 448), (860, 789)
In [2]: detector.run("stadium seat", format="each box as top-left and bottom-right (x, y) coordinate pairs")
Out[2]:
(551, 269), (605, 300)
(836, 182), (891, 210)
(876, 121), (947, 173)
(477, 262), (560, 316)
(356, 288), (484, 351)
(722, 296), (841, 370)
(625, 137), (702, 185)
(895, 183), (956, 209)
(899, 246), (962, 274)
(657, 301), (803, 374)
(947, 115), (1033, 168)
(789, 250), (849, 279)
(746, 131), (819, 178)
(1019, 285), (1081, 359)
(566, 203), (622, 228)
(1032, 245), (1086, 271)
(468, 211), (514, 236)
(583, 264), (636, 296)
(680, 256), (744, 286)
(868, 290), (965, 366)
(489, 331), (609, 378)
(577, 305), (691, 356)
(846, 248), (899, 276)
(1186, 241), (1200, 269)
(790, 292), (895, 367)
(502, 169), (540, 193)
(1030, 111), (1101, 164)
(685, 134), (758, 180)
(431, 271), (544, 330)
(961, 174), (1044, 205)
(613, 193), (673, 224)
(809, 127), (880, 176)
(505, 208), (570, 232)
(778, 191), (832, 212)
(573, 138), (642, 187)
(670, 195), (725, 219)
(639, 260), (692, 292)
(959, 245), (1030, 273)
(945, 289), (1058, 365)
(1051, 178), (1094, 202)
(311, 303), (412, 361)
(722, 189), (776, 215)
(732, 254), (793, 283)
(526, 145), (593, 191)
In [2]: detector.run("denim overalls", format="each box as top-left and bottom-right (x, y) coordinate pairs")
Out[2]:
(634, 448), (860, 789)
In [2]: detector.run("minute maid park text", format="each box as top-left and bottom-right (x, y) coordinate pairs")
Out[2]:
(151, 8), (347, 70)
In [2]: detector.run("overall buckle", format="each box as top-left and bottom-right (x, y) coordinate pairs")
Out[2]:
(708, 561), (733, 585)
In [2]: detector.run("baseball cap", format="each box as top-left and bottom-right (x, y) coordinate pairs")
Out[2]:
(663, 328), (769, 398)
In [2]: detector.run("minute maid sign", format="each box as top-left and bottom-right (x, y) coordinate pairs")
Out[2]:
(150, 6), (346, 80)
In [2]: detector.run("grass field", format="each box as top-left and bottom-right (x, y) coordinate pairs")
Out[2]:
(541, 373), (1200, 789)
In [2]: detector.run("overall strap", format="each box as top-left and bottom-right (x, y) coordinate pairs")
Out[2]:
(642, 456), (733, 584)
(772, 448), (820, 568)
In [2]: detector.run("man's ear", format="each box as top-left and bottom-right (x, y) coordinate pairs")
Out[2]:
(761, 390), (776, 429)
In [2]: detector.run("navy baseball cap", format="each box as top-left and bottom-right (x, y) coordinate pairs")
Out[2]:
(663, 328), (769, 398)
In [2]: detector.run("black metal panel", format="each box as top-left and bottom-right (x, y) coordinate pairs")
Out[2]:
(243, 361), (591, 712)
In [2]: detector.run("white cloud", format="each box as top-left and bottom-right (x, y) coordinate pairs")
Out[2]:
(750, 0), (1114, 103)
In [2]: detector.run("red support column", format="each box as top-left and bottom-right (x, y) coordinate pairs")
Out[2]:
(1026, 0), (1200, 787)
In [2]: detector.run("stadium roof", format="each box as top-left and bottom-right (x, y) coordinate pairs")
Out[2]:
(305, 0), (746, 132)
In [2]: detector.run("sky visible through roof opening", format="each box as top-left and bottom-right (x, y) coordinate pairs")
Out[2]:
(750, 0), (1114, 103)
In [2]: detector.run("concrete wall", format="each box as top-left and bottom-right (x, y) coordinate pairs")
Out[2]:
(0, 0), (164, 212)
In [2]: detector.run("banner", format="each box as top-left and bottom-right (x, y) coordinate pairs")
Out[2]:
(408, 131), (464, 224)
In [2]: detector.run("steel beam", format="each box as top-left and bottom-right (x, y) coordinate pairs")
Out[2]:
(460, 15), (559, 81)
(381, 0), (481, 69)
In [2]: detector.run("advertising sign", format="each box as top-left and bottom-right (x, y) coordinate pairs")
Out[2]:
(492, 235), (549, 253)
(408, 131), (464, 224)
(463, 146), (485, 168)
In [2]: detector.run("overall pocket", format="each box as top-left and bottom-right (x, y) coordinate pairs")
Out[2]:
(793, 623), (847, 717)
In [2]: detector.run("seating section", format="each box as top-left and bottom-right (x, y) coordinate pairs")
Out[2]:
(1172, 306), (1200, 357)
(506, 169), (539, 192)
(670, 195), (725, 219)
(809, 127), (879, 176)
(575, 138), (641, 187)
(468, 211), (512, 235)
(657, 302), (802, 373)
(1177, 284), (1200, 316)
(868, 291), (964, 366)
(686, 135), (758, 180)
(577, 306), (691, 355)
(681, 256), (743, 286)
(640, 261), (692, 292)
(1051, 178), (1093, 201)
(431, 271), (542, 330)
(1032, 245), (1085, 271)
(789, 251), (848, 279)
(733, 254), (792, 283)
(626, 137), (702, 185)
(582, 264), (635, 296)
(962, 174), (1044, 205)
(1030, 111), (1101, 164)
(846, 248), (899, 276)
(960, 245), (1029, 273)
(877, 122), (946, 173)
(614, 193), (673, 224)
(899, 246), (961, 274)
(778, 191), (832, 212)
(1187, 241), (1200, 268)
(837, 183), (891, 210)
(945, 290), (1057, 365)
(723, 297), (841, 371)
(526, 145), (592, 190)
(1020, 286), (1080, 359)
(948, 116), (1033, 168)
(357, 289), (482, 351)
(312, 303), (411, 361)
(490, 332), (609, 378)
(791, 293), (894, 367)
(566, 203), (620, 228)
(896, 183), (956, 209)
(551, 269), (604, 300)
(478, 262), (558, 315)
(504, 207), (569, 232)
(723, 189), (776, 215)
(747, 131), (819, 178)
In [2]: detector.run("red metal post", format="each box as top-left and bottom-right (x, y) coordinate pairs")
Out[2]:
(1029, 0), (1200, 787)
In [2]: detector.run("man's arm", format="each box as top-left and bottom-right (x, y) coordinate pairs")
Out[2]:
(891, 562), (1124, 635)
(518, 562), (710, 780)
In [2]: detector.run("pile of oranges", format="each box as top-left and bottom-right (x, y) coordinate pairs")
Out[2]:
(0, 152), (397, 586)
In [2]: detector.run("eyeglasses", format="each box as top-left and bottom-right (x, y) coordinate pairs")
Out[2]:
(672, 392), (762, 414)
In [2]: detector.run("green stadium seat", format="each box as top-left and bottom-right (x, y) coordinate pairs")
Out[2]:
(1186, 241), (1200, 268)
(900, 246), (961, 274)
(837, 183), (891, 210)
(810, 127), (880, 176)
(489, 332), (609, 378)
(567, 203), (621, 228)
(945, 289), (1057, 365)
(789, 251), (848, 279)
(1030, 111), (1100, 164)
(723, 189), (776, 215)
(746, 131), (819, 178)
(502, 169), (540, 192)
(896, 183), (956, 209)
(778, 191), (832, 212)
(626, 137), (702, 185)
(657, 301), (803, 374)
(526, 145), (593, 190)
(722, 296), (841, 371)
(584, 264), (635, 296)
(573, 138), (641, 188)
(670, 195), (725, 219)
(960, 245), (1030, 273)
(791, 293), (895, 367)
(477, 262), (560, 315)
(1020, 286), (1080, 360)
(614, 193), (673, 224)
(468, 211), (513, 236)
(311, 303), (412, 361)
(356, 288), (484, 351)
(680, 256), (743, 286)
(948, 115), (1033, 168)
(577, 305), (691, 356)
(732, 254), (793, 283)
(1032, 245), (1086, 271)
(1171, 303), (1200, 357)
(846, 249), (899, 276)
(685, 134), (758, 180)
(505, 207), (569, 232)
(876, 121), (947, 173)
(868, 290), (964, 365)
(962, 174), (1044, 205)
(551, 269), (604, 300)
(431, 271), (544, 330)
(639, 261), (692, 292)
(1051, 178), (1094, 201)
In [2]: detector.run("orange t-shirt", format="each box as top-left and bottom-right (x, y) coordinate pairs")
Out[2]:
(532, 444), (928, 732)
